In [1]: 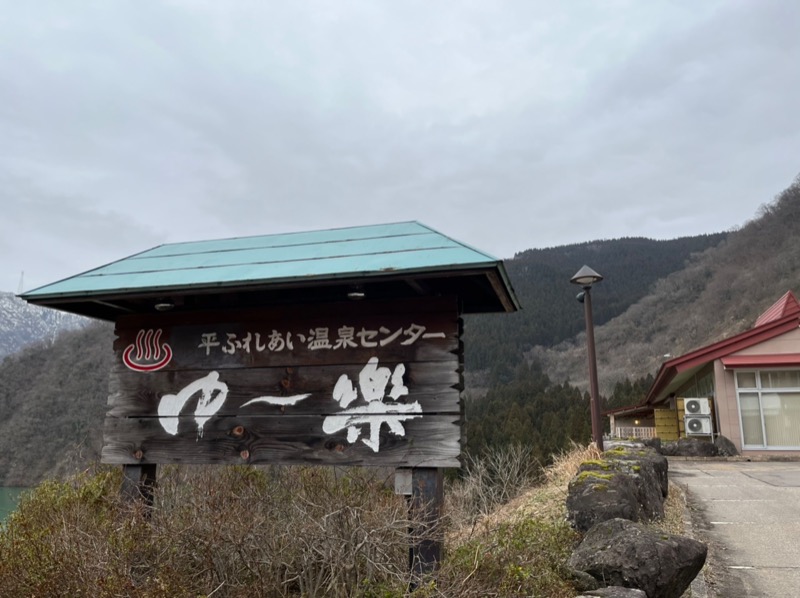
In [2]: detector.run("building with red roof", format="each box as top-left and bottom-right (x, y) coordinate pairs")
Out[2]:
(608, 291), (800, 455)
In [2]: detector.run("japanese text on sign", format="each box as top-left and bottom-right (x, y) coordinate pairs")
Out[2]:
(197, 324), (446, 356)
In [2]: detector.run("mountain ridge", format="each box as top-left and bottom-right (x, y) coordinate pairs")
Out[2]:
(533, 175), (800, 394)
(0, 291), (89, 361)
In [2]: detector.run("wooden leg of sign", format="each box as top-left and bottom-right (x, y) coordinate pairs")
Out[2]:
(408, 467), (443, 586)
(121, 464), (157, 509)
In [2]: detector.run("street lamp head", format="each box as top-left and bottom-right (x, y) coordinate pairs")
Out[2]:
(570, 265), (603, 288)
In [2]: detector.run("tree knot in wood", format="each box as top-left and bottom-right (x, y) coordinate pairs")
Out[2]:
(325, 439), (346, 452)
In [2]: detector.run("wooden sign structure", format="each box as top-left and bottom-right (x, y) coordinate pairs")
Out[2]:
(103, 297), (463, 469)
(20, 221), (519, 577)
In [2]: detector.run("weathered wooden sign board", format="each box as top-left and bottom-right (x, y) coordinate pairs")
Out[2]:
(102, 296), (463, 469)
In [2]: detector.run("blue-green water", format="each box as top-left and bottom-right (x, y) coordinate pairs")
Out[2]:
(0, 487), (25, 522)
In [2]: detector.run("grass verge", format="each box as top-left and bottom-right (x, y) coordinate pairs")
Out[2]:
(0, 444), (690, 597)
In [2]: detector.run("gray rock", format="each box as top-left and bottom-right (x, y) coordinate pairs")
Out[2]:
(603, 440), (646, 450)
(642, 437), (662, 453)
(567, 446), (668, 531)
(604, 446), (669, 508)
(578, 587), (647, 597)
(714, 434), (739, 456)
(660, 438), (718, 457)
(566, 470), (642, 532)
(569, 518), (707, 598)
(639, 449), (669, 498)
(567, 567), (600, 592)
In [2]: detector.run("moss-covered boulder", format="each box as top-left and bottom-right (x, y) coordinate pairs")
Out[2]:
(566, 444), (668, 531)
(603, 446), (668, 519)
(566, 468), (641, 532)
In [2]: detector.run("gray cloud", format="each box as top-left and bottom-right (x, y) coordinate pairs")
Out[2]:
(3, 0), (799, 292)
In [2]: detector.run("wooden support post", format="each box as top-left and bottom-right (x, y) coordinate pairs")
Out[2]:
(408, 467), (444, 582)
(121, 464), (157, 508)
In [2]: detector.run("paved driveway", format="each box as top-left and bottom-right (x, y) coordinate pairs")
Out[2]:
(669, 459), (800, 597)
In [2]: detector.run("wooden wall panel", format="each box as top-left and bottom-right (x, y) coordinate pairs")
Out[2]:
(654, 408), (679, 441)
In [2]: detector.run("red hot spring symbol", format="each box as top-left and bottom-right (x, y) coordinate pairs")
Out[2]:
(123, 329), (173, 372)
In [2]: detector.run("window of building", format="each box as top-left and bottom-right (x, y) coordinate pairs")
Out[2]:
(735, 370), (800, 449)
(683, 370), (715, 399)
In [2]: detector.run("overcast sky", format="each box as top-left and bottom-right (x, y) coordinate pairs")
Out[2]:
(3, 1), (800, 293)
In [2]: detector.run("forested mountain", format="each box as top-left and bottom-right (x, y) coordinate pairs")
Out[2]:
(2, 176), (798, 484)
(535, 175), (800, 394)
(465, 361), (591, 462)
(464, 176), (800, 457)
(464, 233), (727, 384)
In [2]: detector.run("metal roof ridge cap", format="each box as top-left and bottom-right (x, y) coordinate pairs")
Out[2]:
(138, 221), (424, 252)
(123, 227), (443, 261)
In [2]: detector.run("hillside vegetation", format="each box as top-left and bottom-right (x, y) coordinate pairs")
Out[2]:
(535, 175), (800, 393)
(464, 233), (726, 382)
(0, 323), (113, 485)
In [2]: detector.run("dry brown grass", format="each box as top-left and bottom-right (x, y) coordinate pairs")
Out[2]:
(452, 442), (601, 537)
(2, 443), (689, 598)
(0, 465), (413, 597)
(491, 443), (600, 524)
(651, 482), (689, 536)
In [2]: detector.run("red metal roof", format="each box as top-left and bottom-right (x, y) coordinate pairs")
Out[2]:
(754, 291), (800, 327)
(721, 353), (800, 368)
(645, 311), (800, 404)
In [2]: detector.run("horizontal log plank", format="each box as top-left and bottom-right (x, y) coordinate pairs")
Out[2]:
(107, 387), (461, 418)
(114, 334), (459, 370)
(116, 296), (459, 329)
(102, 414), (461, 468)
(114, 299), (460, 370)
(108, 360), (462, 416)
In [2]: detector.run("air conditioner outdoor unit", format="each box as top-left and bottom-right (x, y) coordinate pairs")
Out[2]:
(685, 415), (712, 436)
(685, 397), (711, 415)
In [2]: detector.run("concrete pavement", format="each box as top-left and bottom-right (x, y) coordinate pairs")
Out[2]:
(669, 459), (800, 597)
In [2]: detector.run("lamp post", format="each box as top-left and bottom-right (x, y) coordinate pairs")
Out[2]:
(571, 265), (604, 451)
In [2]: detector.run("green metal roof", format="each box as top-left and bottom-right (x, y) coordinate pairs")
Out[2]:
(22, 221), (519, 319)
